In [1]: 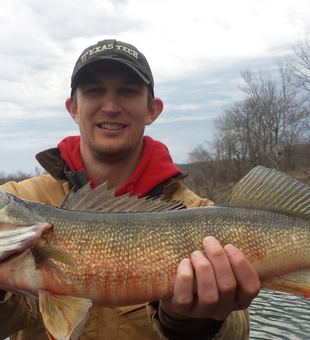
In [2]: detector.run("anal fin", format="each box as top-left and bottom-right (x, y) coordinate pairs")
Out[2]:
(262, 267), (310, 299)
(39, 290), (92, 340)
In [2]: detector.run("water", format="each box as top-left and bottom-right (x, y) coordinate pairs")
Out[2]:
(4, 290), (310, 340)
(249, 289), (310, 339)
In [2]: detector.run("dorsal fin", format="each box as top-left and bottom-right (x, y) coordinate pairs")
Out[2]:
(216, 166), (310, 218)
(60, 182), (185, 212)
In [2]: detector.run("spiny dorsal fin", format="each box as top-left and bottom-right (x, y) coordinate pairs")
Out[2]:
(216, 166), (310, 218)
(60, 182), (185, 212)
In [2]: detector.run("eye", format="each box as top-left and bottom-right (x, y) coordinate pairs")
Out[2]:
(120, 85), (141, 96)
(82, 85), (105, 95)
(87, 87), (103, 94)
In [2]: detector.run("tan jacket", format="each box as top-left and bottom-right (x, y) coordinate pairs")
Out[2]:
(0, 175), (249, 340)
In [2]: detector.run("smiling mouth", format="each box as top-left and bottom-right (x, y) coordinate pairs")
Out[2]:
(97, 123), (126, 130)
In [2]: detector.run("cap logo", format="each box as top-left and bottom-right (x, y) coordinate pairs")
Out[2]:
(80, 43), (139, 64)
(115, 44), (139, 59)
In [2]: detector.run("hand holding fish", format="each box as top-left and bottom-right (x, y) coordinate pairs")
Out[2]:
(160, 236), (261, 321)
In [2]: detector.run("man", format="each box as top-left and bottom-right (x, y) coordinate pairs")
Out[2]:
(0, 39), (261, 340)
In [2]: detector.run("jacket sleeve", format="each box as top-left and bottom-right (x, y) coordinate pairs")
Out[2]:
(163, 178), (214, 208)
(0, 292), (40, 339)
(0, 174), (69, 206)
(147, 303), (250, 340)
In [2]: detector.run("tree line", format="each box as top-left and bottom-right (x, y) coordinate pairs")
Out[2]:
(0, 168), (45, 185)
(186, 37), (310, 200)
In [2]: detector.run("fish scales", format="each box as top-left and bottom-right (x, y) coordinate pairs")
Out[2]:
(20, 204), (310, 306)
(2, 166), (310, 340)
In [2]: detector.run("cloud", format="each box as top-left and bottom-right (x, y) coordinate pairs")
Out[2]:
(163, 104), (201, 111)
(1, 0), (310, 173)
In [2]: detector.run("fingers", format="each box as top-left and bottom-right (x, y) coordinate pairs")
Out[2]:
(198, 236), (238, 320)
(190, 250), (218, 316)
(160, 258), (195, 319)
(160, 237), (261, 321)
(172, 258), (195, 310)
(224, 244), (261, 309)
(201, 237), (260, 319)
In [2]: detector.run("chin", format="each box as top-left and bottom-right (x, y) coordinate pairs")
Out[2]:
(92, 145), (129, 161)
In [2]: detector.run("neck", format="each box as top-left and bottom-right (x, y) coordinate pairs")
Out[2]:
(81, 144), (143, 189)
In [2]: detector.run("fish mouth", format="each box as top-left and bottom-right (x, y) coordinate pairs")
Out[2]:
(97, 123), (126, 130)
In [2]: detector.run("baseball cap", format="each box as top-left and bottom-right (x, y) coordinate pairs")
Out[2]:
(70, 39), (154, 97)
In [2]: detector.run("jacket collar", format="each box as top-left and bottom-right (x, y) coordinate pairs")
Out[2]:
(36, 147), (67, 181)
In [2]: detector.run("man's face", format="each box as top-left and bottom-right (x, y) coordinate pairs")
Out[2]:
(67, 62), (161, 163)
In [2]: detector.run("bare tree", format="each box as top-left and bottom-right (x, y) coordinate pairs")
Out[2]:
(188, 145), (211, 163)
(187, 37), (310, 189)
(287, 37), (310, 93)
(237, 65), (310, 168)
(186, 145), (219, 200)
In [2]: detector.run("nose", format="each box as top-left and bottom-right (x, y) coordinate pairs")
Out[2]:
(100, 91), (121, 114)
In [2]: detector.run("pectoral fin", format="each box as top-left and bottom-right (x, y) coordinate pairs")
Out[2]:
(33, 246), (78, 284)
(262, 267), (310, 299)
(39, 290), (92, 340)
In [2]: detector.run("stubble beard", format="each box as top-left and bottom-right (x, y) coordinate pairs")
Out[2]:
(88, 141), (133, 163)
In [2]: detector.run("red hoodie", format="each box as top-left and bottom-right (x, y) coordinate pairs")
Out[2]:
(58, 135), (181, 197)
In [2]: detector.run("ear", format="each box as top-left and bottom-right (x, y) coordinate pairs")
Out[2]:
(146, 98), (163, 125)
(65, 98), (79, 124)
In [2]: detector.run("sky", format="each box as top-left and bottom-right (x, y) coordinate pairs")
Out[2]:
(1, 0), (310, 175)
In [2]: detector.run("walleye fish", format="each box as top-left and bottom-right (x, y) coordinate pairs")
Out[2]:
(1, 166), (310, 340)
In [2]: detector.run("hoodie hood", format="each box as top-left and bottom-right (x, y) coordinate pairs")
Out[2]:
(57, 135), (181, 197)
